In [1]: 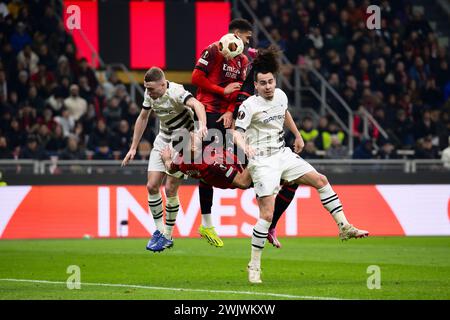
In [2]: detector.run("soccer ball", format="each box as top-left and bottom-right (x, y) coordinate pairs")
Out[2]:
(218, 33), (244, 60)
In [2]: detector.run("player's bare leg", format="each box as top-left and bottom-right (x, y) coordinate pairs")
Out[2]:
(146, 171), (167, 251)
(293, 171), (369, 241)
(248, 195), (274, 284)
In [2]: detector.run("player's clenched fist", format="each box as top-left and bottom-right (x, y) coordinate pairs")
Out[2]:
(197, 121), (208, 138)
(294, 137), (304, 154)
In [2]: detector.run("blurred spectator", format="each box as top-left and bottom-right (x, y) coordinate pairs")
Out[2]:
(46, 124), (66, 154)
(413, 110), (436, 141)
(299, 116), (318, 143)
(326, 136), (348, 159)
(93, 141), (113, 160)
(0, 135), (14, 159)
(10, 21), (31, 53)
(36, 124), (51, 150)
(392, 109), (414, 148)
(87, 119), (114, 151)
(78, 75), (94, 104)
(415, 136), (439, 159)
(17, 102), (39, 134)
(92, 85), (107, 120)
(55, 55), (73, 81)
(6, 118), (25, 151)
(422, 78), (442, 109)
(30, 63), (56, 97)
(64, 84), (87, 121)
(441, 137), (450, 169)
(301, 141), (321, 159)
(314, 116), (329, 150)
(353, 139), (374, 159)
(59, 136), (86, 160)
(123, 102), (139, 127)
(27, 85), (45, 114)
(54, 107), (75, 137)
(103, 97), (122, 130)
(136, 139), (152, 160)
(114, 120), (131, 154)
(322, 121), (345, 150)
(37, 108), (57, 131)
(15, 70), (29, 100)
(17, 44), (39, 75)
(377, 141), (399, 159)
(114, 84), (131, 112)
(19, 134), (47, 160)
(75, 57), (98, 90)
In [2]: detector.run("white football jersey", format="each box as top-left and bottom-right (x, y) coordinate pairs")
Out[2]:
(235, 88), (288, 153)
(142, 81), (195, 143)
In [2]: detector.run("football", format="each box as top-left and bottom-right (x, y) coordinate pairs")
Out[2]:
(218, 33), (244, 60)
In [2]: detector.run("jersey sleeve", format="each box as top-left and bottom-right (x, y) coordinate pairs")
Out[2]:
(234, 100), (253, 131)
(194, 44), (218, 75)
(171, 83), (194, 105)
(142, 89), (152, 110)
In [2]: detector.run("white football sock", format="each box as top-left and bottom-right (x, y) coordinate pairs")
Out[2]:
(317, 183), (349, 229)
(164, 195), (179, 239)
(148, 192), (165, 233)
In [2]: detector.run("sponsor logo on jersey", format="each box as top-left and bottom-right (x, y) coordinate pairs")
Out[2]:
(199, 58), (209, 66)
(237, 110), (246, 120)
(222, 64), (241, 74)
(263, 114), (285, 124)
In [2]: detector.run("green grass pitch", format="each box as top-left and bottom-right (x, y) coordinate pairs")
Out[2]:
(0, 236), (449, 300)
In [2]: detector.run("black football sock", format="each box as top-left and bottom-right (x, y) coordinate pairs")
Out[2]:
(271, 184), (299, 229)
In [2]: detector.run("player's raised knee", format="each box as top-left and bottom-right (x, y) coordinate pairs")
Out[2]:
(316, 174), (329, 188)
(146, 182), (160, 195)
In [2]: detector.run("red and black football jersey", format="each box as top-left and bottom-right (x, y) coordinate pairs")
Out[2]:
(194, 42), (249, 114)
(171, 146), (244, 189)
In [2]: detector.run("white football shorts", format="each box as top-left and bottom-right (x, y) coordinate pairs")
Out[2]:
(147, 134), (185, 179)
(248, 147), (316, 197)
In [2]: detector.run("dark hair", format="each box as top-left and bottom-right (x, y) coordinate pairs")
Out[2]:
(228, 18), (252, 32)
(252, 46), (281, 81)
(144, 67), (164, 82)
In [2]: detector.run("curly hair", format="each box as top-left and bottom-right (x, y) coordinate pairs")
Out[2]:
(252, 45), (281, 80)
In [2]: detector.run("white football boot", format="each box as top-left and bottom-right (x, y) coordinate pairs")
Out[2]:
(247, 264), (262, 284)
(339, 224), (369, 241)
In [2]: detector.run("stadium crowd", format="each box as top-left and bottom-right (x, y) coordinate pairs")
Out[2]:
(0, 0), (449, 162)
(242, 0), (450, 159)
(0, 1), (156, 162)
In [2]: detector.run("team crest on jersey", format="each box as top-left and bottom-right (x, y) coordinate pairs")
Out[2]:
(238, 110), (245, 120)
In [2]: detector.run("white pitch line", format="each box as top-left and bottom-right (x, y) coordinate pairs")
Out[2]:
(0, 278), (344, 300)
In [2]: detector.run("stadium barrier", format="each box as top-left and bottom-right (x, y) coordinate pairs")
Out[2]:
(1, 185), (449, 239)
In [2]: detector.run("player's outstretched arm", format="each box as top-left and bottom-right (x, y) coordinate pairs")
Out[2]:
(186, 97), (208, 138)
(121, 108), (151, 167)
(284, 110), (304, 153)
